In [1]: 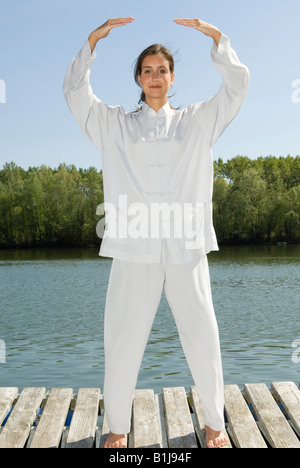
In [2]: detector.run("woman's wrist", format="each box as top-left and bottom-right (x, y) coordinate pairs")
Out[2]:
(210, 28), (222, 46)
(88, 31), (100, 53)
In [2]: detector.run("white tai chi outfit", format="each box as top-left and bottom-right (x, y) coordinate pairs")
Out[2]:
(64, 34), (250, 433)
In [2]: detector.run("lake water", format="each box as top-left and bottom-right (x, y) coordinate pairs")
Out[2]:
(0, 246), (299, 393)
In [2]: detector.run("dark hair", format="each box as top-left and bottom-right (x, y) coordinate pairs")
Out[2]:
(134, 44), (175, 105)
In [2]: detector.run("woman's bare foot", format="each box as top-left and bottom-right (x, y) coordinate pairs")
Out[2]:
(205, 425), (228, 448)
(104, 432), (127, 448)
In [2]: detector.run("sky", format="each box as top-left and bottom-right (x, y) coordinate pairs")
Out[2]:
(0, 0), (299, 171)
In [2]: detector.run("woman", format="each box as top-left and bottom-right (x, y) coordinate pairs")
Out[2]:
(64, 17), (250, 448)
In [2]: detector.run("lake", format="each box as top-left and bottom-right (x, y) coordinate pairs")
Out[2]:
(0, 245), (299, 393)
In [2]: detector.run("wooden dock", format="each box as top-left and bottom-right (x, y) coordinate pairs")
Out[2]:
(0, 382), (300, 448)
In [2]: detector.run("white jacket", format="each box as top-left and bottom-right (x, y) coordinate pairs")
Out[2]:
(64, 34), (250, 263)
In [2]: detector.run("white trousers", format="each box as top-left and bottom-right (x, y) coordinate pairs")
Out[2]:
(103, 241), (225, 434)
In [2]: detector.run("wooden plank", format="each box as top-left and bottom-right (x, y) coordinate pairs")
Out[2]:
(132, 389), (162, 448)
(156, 393), (168, 448)
(190, 386), (231, 448)
(189, 387), (206, 447)
(29, 388), (73, 448)
(0, 387), (46, 448)
(66, 388), (100, 448)
(271, 382), (300, 437)
(245, 383), (300, 448)
(99, 410), (110, 448)
(224, 384), (267, 448)
(99, 411), (115, 448)
(163, 387), (197, 448)
(0, 388), (18, 426)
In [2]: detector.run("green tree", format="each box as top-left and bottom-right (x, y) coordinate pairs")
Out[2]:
(0, 156), (298, 248)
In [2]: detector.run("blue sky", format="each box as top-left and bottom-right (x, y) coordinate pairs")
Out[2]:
(0, 0), (299, 170)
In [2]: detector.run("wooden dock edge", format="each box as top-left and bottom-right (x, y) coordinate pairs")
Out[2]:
(0, 382), (300, 448)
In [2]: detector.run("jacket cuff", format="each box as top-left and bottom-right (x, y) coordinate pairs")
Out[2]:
(81, 39), (97, 65)
(211, 33), (230, 56)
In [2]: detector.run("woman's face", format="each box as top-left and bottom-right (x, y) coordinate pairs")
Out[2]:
(138, 53), (174, 104)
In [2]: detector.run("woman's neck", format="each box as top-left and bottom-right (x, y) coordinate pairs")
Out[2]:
(145, 97), (168, 113)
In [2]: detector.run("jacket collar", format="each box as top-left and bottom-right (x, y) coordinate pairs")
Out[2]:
(141, 101), (172, 117)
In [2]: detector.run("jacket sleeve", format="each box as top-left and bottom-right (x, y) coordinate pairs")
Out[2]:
(199, 34), (250, 148)
(63, 40), (121, 152)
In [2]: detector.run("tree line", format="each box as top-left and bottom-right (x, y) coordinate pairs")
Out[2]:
(0, 155), (299, 248)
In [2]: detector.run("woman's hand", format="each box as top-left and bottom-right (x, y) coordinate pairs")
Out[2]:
(88, 17), (135, 52)
(174, 18), (222, 46)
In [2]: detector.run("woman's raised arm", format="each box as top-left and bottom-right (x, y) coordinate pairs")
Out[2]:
(174, 17), (249, 148)
(64, 17), (134, 152)
(174, 18), (222, 46)
(88, 17), (135, 52)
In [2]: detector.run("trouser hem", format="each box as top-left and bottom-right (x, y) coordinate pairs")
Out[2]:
(108, 424), (131, 435)
(204, 420), (226, 432)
